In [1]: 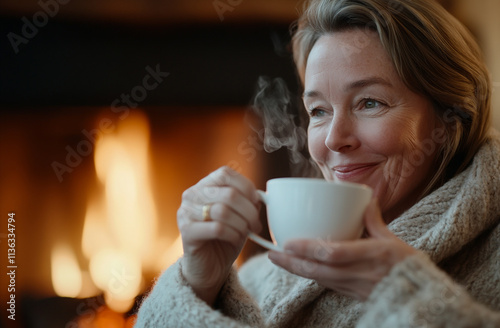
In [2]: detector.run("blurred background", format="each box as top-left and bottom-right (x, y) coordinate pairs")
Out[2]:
(0, 0), (498, 327)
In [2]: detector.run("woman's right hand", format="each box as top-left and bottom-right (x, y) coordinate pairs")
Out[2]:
(177, 166), (262, 306)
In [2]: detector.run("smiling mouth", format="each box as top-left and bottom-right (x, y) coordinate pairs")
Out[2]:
(333, 163), (379, 180)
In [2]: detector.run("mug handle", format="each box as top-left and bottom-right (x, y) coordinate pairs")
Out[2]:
(247, 190), (283, 252)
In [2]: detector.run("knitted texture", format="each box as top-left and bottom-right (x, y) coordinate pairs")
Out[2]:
(135, 130), (500, 327)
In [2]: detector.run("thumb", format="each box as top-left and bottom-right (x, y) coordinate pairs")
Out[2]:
(363, 198), (393, 239)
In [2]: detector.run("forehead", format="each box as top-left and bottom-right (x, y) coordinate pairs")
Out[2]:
(304, 30), (398, 88)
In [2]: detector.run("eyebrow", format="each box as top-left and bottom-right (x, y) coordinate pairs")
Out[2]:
(302, 77), (393, 99)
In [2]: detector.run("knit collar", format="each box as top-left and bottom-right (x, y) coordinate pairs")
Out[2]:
(389, 129), (500, 263)
(263, 130), (500, 327)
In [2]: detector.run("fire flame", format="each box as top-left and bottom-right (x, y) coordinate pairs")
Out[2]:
(57, 110), (182, 313)
(51, 243), (82, 298)
(83, 111), (156, 312)
(49, 108), (258, 321)
(93, 111), (158, 261)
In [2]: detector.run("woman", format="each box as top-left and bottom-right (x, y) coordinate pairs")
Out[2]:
(135, 0), (500, 326)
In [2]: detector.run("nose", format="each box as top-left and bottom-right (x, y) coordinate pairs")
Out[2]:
(325, 113), (360, 152)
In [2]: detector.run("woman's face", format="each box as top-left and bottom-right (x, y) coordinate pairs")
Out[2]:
(304, 30), (440, 221)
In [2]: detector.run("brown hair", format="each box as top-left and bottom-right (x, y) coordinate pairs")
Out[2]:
(292, 0), (491, 194)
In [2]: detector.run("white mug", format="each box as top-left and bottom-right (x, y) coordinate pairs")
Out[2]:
(248, 178), (372, 252)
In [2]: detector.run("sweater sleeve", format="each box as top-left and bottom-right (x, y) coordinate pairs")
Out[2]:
(134, 258), (264, 328)
(357, 252), (500, 328)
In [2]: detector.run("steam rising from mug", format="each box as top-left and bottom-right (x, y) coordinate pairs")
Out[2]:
(248, 76), (321, 177)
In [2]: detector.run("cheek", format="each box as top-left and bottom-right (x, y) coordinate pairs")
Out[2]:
(307, 127), (327, 162)
(365, 114), (420, 156)
(358, 118), (404, 155)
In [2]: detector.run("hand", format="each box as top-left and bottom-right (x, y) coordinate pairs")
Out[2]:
(177, 166), (262, 305)
(268, 198), (418, 301)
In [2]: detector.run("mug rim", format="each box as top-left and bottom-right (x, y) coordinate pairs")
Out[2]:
(266, 177), (371, 192)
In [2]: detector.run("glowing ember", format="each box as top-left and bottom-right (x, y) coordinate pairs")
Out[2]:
(76, 306), (136, 328)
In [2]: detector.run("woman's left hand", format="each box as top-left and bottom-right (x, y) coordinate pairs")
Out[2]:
(268, 198), (418, 301)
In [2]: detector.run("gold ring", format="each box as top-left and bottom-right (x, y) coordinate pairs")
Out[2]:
(202, 204), (212, 222)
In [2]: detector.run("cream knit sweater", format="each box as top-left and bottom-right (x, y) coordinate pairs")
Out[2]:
(135, 130), (500, 327)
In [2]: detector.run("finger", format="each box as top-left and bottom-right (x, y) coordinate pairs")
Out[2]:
(363, 198), (394, 239)
(269, 251), (361, 281)
(284, 238), (382, 264)
(209, 202), (260, 235)
(269, 251), (381, 287)
(268, 251), (321, 279)
(200, 166), (260, 204)
(177, 202), (201, 229)
(178, 200), (255, 239)
(203, 185), (262, 233)
(181, 221), (244, 250)
(181, 167), (262, 232)
(208, 187), (259, 221)
(197, 188), (262, 234)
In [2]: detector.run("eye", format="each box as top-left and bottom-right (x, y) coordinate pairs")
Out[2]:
(363, 98), (381, 109)
(308, 107), (328, 118)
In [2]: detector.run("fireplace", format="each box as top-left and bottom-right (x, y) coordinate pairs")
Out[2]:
(0, 105), (290, 327)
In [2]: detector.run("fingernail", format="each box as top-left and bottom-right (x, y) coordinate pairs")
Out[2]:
(253, 191), (260, 204)
(268, 251), (280, 262)
(284, 242), (297, 254)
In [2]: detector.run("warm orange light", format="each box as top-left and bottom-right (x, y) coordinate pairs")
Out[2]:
(82, 110), (159, 312)
(88, 249), (142, 300)
(157, 234), (184, 272)
(125, 315), (137, 328)
(81, 198), (110, 260)
(51, 244), (82, 298)
(93, 111), (158, 261)
(77, 306), (135, 328)
(91, 307), (125, 328)
(104, 293), (137, 314)
(78, 270), (101, 299)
